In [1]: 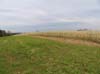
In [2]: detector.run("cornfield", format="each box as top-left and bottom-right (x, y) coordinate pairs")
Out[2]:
(31, 31), (100, 44)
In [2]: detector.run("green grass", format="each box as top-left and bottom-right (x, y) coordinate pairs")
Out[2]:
(0, 36), (100, 74)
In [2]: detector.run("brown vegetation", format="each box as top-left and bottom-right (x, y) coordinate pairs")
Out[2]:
(30, 31), (100, 46)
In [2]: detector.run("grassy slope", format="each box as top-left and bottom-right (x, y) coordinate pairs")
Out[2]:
(0, 36), (100, 74)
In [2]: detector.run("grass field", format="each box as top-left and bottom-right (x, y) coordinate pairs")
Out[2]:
(0, 35), (100, 74)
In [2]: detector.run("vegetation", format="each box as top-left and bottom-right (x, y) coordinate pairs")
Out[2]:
(0, 29), (21, 37)
(0, 35), (100, 74)
(31, 31), (100, 44)
(0, 30), (7, 37)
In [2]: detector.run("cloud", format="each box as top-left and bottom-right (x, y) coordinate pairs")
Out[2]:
(0, 0), (100, 27)
(0, 9), (13, 12)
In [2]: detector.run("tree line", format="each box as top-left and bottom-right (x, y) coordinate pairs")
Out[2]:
(0, 30), (20, 37)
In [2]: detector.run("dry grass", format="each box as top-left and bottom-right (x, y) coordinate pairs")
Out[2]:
(33, 36), (100, 47)
(30, 31), (100, 44)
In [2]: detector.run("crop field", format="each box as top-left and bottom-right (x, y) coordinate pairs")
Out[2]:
(0, 33), (100, 74)
(31, 31), (100, 44)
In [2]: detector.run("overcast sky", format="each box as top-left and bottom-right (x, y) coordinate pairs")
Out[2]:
(0, 0), (100, 26)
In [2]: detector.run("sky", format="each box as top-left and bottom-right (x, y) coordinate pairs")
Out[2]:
(0, 0), (100, 31)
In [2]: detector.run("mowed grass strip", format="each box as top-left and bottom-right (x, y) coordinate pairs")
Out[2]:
(0, 36), (100, 74)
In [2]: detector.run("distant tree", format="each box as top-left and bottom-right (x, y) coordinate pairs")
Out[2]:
(36, 30), (40, 32)
(0, 29), (20, 37)
(77, 28), (89, 31)
(7, 30), (12, 36)
(0, 30), (6, 37)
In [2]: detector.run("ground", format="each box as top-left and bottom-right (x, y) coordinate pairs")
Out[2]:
(0, 36), (100, 74)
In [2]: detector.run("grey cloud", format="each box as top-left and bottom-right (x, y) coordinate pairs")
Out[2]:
(0, 9), (14, 12)
(0, 0), (100, 26)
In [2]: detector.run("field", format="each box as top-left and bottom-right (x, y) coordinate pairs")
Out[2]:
(0, 32), (100, 74)
(31, 31), (100, 43)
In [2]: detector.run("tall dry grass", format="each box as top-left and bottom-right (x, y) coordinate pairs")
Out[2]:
(31, 31), (100, 44)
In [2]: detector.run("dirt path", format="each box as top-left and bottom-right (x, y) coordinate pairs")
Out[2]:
(33, 36), (100, 47)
